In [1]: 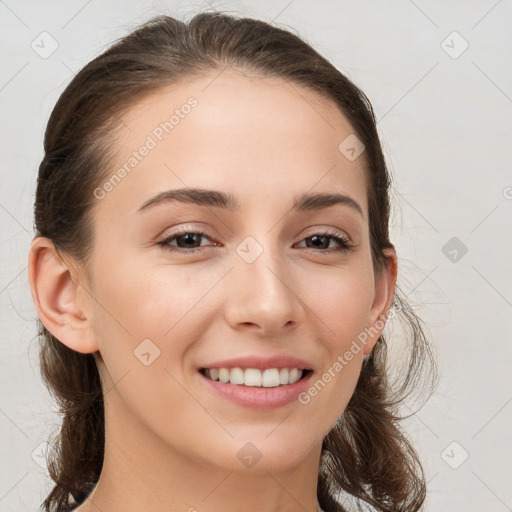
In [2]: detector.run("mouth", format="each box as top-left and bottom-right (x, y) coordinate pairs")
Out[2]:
(199, 367), (313, 388)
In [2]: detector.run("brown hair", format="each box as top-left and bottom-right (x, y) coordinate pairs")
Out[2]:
(34, 11), (437, 512)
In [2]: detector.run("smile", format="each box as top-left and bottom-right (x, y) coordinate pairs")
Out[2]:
(198, 367), (314, 410)
(200, 367), (310, 387)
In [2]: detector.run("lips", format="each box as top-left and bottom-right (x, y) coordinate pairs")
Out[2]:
(199, 367), (314, 410)
(198, 354), (314, 372)
(196, 353), (315, 409)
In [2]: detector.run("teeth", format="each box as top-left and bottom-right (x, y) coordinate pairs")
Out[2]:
(219, 368), (229, 383)
(230, 367), (245, 385)
(289, 368), (301, 383)
(262, 369), (279, 387)
(244, 368), (262, 386)
(203, 367), (305, 387)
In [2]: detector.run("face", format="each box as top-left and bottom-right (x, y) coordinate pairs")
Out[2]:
(74, 68), (394, 474)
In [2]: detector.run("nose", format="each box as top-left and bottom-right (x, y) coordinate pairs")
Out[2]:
(223, 241), (302, 336)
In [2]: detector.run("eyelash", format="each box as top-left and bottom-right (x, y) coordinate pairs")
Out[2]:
(157, 229), (353, 255)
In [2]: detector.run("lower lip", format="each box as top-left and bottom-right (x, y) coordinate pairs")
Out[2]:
(199, 370), (313, 410)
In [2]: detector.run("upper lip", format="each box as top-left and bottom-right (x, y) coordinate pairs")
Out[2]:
(199, 354), (314, 371)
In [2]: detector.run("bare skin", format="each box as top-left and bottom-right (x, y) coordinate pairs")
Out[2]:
(29, 68), (397, 512)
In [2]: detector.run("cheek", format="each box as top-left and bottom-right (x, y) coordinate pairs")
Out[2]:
(91, 255), (191, 330)
(87, 261), (209, 440)
(313, 265), (374, 341)
(299, 267), (373, 426)
(88, 257), (223, 371)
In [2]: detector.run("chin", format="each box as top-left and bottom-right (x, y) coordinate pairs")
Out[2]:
(198, 434), (317, 474)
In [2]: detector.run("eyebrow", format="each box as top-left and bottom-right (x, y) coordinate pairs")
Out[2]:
(137, 188), (364, 218)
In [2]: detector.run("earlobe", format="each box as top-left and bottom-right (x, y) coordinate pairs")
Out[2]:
(362, 247), (398, 356)
(28, 237), (99, 354)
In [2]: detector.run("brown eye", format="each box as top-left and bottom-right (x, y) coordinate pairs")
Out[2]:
(158, 229), (352, 255)
(158, 230), (214, 253)
(296, 231), (352, 253)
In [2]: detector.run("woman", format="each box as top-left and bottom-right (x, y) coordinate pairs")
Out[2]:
(28, 11), (437, 512)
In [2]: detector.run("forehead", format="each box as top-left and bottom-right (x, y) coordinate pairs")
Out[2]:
(98, 68), (368, 217)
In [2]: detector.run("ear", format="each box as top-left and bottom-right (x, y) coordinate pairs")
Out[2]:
(28, 237), (99, 354)
(361, 247), (398, 356)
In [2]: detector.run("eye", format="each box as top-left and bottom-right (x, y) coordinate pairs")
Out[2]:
(158, 229), (215, 254)
(295, 230), (353, 253)
(158, 228), (353, 255)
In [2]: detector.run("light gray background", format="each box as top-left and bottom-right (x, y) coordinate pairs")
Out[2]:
(1, 0), (511, 510)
